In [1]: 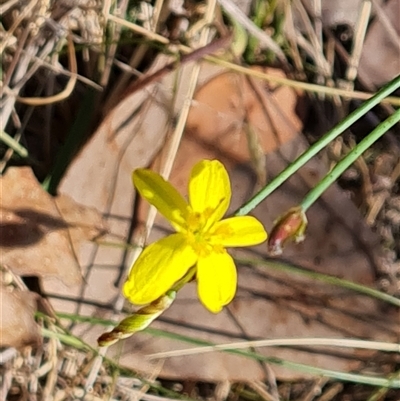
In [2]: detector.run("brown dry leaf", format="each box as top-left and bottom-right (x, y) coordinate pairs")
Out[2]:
(54, 64), (397, 381)
(55, 194), (106, 250)
(0, 167), (103, 287)
(0, 167), (80, 285)
(177, 68), (302, 175)
(0, 284), (41, 348)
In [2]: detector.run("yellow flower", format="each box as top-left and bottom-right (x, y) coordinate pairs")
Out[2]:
(123, 160), (267, 313)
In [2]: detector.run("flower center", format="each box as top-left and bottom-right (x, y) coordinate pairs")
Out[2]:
(184, 209), (223, 257)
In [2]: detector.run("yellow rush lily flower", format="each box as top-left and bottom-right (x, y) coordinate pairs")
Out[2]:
(123, 160), (268, 313)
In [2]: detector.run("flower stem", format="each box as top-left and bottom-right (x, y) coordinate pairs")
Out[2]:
(171, 266), (196, 291)
(235, 74), (400, 216)
(301, 107), (400, 211)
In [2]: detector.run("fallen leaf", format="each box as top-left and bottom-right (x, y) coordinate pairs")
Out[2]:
(0, 284), (41, 348)
(186, 68), (302, 162)
(0, 167), (82, 286)
(55, 193), (106, 249)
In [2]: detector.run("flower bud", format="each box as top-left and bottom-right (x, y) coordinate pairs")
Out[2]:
(97, 291), (176, 347)
(268, 207), (307, 256)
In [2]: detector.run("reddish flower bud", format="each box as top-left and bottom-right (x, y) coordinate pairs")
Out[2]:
(268, 207), (307, 256)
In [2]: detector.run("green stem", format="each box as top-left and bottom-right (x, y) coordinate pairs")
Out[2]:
(235, 74), (400, 216)
(237, 258), (400, 307)
(0, 130), (28, 158)
(50, 313), (400, 388)
(301, 107), (400, 211)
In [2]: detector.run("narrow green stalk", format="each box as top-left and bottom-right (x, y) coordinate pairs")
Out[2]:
(41, 327), (91, 350)
(238, 257), (400, 307)
(51, 312), (400, 388)
(301, 107), (400, 211)
(0, 130), (28, 158)
(171, 266), (196, 291)
(235, 74), (400, 216)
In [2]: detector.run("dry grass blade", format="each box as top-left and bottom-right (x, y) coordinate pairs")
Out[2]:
(106, 13), (169, 45)
(1, 0), (101, 134)
(317, 383), (344, 401)
(205, 59), (400, 105)
(299, 378), (329, 401)
(282, 0), (305, 72)
(0, 0), (37, 54)
(146, 338), (400, 360)
(99, 0), (129, 87)
(292, 0), (331, 77)
(15, 35), (77, 105)
(249, 379), (279, 401)
(344, 0), (371, 86)
(115, 35), (232, 107)
(0, 0), (19, 14)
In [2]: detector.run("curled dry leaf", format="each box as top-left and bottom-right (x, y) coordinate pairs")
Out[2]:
(0, 284), (41, 348)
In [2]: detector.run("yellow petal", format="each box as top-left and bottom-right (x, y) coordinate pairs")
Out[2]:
(210, 216), (267, 247)
(189, 160), (230, 227)
(133, 169), (188, 229)
(123, 233), (197, 305)
(197, 251), (237, 313)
